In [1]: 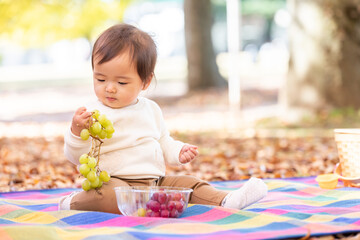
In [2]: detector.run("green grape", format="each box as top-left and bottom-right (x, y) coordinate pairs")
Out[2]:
(91, 122), (102, 134)
(93, 110), (100, 119)
(105, 125), (115, 134)
(103, 119), (112, 128)
(87, 157), (97, 169)
(79, 164), (90, 176)
(79, 154), (89, 164)
(90, 176), (100, 188)
(97, 180), (103, 188)
(98, 114), (107, 126)
(89, 127), (96, 136)
(98, 129), (106, 139)
(86, 170), (96, 182)
(106, 132), (113, 139)
(82, 179), (91, 191)
(80, 129), (90, 140)
(99, 171), (110, 182)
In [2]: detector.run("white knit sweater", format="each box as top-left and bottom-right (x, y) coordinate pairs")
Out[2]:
(64, 97), (185, 179)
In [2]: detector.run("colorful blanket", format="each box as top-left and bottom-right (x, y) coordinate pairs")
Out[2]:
(0, 177), (359, 240)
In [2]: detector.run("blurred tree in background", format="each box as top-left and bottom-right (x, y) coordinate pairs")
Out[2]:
(284, 0), (360, 115)
(0, 0), (130, 47)
(184, 0), (226, 90)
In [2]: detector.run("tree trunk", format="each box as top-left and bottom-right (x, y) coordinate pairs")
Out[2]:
(184, 0), (227, 91)
(283, 0), (360, 114)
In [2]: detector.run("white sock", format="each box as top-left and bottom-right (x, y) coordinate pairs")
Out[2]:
(58, 191), (80, 210)
(222, 177), (268, 210)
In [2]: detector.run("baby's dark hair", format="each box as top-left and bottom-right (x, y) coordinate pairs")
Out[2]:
(92, 23), (157, 84)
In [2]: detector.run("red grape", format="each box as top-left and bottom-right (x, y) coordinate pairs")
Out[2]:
(147, 200), (160, 212)
(167, 201), (176, 211)
(173, 193), (182, 201)
(160, 210), (170, 218)
(151, 211), (160, 217)
(158, 192), (167, 204)
(170, 209), (179, 218)
(151, 192), (159, 201)
(176, 201), (184, 212)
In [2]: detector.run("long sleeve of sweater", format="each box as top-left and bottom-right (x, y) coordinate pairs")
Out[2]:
(156, 106), (184, 166)
(159, 131), (185, 166)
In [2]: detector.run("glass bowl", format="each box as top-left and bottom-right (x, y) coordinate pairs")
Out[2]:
(114, 186), (193, 218)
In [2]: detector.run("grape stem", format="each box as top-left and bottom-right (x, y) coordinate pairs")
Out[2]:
(87, 112), (103, 171)
(90, 134), (104, 144)
(88, 136), (103, 171)
(95, 140), (103, 171)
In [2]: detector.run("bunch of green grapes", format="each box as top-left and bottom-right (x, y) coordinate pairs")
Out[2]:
(78, 153), (111, 191)
(80, 110), (115, 140)
(78, 110), (114, 191)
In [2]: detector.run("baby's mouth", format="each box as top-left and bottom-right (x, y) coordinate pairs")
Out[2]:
(106, 97), (117, 101)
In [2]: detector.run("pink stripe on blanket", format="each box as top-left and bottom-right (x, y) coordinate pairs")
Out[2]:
(183, 208), (234, 222)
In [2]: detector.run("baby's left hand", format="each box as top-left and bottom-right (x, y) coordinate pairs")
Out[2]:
(179, 144), (198, 164)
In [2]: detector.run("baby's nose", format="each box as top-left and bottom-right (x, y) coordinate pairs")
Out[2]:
(106, 83), (116, 93)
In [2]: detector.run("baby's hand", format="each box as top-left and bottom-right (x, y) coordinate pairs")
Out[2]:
(179, 144), (198, 164)
(71, 107), (93, 136)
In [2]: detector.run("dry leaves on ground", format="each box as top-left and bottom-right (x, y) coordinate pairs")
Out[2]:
(0, 132), (340, 192)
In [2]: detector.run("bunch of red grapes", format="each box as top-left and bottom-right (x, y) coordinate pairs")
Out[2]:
(139, 191), (186, 218)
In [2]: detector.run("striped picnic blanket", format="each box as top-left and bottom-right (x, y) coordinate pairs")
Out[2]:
(0, 177), (359, 239)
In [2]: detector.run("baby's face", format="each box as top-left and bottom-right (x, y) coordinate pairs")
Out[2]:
(93, 51), (147, 108)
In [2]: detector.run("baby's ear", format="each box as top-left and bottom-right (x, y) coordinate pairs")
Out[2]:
(142, 74), (153, 90)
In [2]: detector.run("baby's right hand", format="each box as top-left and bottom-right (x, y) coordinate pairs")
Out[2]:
(71, 107), (93, 136)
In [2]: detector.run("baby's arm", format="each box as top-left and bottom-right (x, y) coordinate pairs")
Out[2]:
(159, 125), (198, 165)
(64, 107), (92, 165)
(151, 100), (196, 165)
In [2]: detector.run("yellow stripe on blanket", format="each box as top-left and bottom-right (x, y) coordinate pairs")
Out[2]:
(265, 181), (289, 190)
(2, 199), (59, 205)
(55, 227), (130, 240)
(228, 212), (293, 229)
(151, 222), (227, 234)
(306, 214), (337, 223)
(323, 190), (359, 200)
(14, 212), (58, 224)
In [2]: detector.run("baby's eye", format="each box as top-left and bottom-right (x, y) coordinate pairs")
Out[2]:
(118, 82), (128, 85)
(97, 79), (105, 82)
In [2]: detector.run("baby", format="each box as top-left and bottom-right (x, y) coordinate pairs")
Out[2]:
(59, 23), (267, 213)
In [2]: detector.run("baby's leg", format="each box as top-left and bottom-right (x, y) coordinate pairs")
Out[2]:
(59, 177), (129, 214)
(222, 177), (268, 210)
(158, 175), (228, 206)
